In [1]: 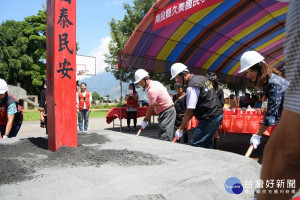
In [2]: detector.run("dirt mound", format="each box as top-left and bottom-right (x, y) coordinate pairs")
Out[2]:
(0, 132), (162, 185)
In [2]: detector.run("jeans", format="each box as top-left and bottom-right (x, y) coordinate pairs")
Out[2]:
(191, 114), (223, 148)
(78, 109), (90, 131)
(0, 124), (22, 138)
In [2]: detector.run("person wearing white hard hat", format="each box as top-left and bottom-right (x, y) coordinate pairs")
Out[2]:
(0, 79), (23, 139)
(170, 63), (223, 149)
(238, 51), (289, 150)
(258, 1), (300, 199)
(134, 69), (176, 141)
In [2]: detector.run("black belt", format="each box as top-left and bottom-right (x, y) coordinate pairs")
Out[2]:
(158, 105), (174, 116)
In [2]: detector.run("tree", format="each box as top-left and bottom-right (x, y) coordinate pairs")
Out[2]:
(0, 20), (30, 84)
(99, 96), (104, 104)
(92, 91), (101, 104)
(104, 0), (173, 86)
(0, 7), (79, 95)
(0, 8), (47, 94)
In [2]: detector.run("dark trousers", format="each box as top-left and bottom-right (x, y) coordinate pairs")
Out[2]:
(127, 111), (137, 128)
(40, 116), (48, 135)
(0, 124), (22, 138)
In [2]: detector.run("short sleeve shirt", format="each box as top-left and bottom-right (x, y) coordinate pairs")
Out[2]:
(186, 87), (200, 109)
(7, 103), (17, 115)
(147, 80), (173, 114)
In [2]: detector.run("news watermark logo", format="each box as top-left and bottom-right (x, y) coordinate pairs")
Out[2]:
(224, 177), (243, 194)
(224, 177), (297, 195)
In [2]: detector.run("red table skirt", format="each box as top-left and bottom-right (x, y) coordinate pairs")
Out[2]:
(106, 107), (156, 124)
(106, 107), (276, 136)
(187, 115), (276, 136)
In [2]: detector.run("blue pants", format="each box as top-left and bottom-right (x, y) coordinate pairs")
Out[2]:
(78, 110), (90, 131)
(191, 114), (223, 149)
(0, 124), (22, 138)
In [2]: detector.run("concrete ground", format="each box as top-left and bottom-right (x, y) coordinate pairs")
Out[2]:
(0, 117), (264, 200)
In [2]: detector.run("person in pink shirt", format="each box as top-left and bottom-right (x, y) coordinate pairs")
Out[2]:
(135, 69), (176, 141)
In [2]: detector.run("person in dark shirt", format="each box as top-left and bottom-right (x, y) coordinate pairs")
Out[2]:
(39, 79), (47, 134)
(171, 63), (223, 149)
(172, 83), (187, 144)
(258, 2), (300, 199)
(206, 72), (224, 149)
(239, 93), (251, 108)
(238, 51), (289, 149)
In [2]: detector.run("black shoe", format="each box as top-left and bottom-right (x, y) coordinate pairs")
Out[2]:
(127, 127), (130, 131)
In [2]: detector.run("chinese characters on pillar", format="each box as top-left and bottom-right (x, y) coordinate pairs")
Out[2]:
(57, 7), (74, 28)
(61, 0), (71, 5)
(57, 1), (74, 79)
(57, 58), (72, 79)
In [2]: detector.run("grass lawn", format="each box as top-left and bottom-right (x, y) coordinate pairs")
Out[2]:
(23, 110), (108, 121)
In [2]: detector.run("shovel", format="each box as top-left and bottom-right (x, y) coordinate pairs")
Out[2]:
(245, 144), (254, 157)
(136, 128), (143, 136)
(172, 136), (178, 143)
(8, 85), (41, 109)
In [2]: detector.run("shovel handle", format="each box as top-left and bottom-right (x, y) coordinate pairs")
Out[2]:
(172, 136), (178, 143)
(136, 128), (143, 136)
(245, 144), (254, 157)
(21, 98), (42, 109)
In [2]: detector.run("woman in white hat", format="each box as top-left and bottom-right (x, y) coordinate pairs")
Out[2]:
(238, 51), (289, 149)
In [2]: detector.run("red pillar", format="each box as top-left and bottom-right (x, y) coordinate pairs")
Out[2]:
(46, 0), (77, 152)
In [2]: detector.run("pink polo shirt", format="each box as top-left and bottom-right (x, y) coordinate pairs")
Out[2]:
(147, 80), (173, 114)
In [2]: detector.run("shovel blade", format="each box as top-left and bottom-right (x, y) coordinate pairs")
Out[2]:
(7, 85), (27, 100)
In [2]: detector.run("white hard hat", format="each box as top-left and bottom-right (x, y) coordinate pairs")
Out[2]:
(170, 63), (187, 80)
(134, 69), (149, 84)
(239, 51), (264, 73)
(0, 79), (8, 94)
